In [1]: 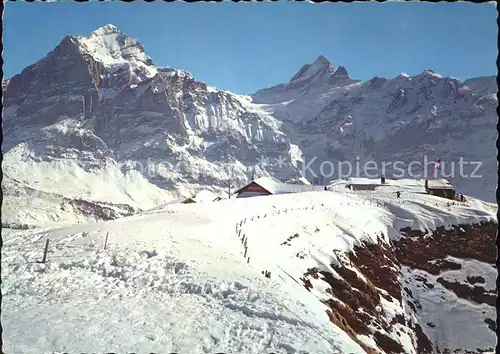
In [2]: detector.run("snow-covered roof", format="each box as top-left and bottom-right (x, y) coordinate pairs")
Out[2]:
(347, 177), (382, 186)
(76, 24), (157, 93)
(185, 190), (220, 203)
(427, 179), (454, 190)
(345, 178), (456, 194)
(237, 177), (325, 195)
(242, 177), (281, 195)
(344, 178), (455, 193)
(273, 184), (325, 194)
(382, 179), (427, 194)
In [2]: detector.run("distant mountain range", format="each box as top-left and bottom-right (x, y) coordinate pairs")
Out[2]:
(2, 24), (497, 226)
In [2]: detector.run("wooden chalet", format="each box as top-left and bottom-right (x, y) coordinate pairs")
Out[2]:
(425, 179), (455, 200)
(346, 177), (386, 191)
(182, 190), (222, 204)
(235, 177), (325, 198)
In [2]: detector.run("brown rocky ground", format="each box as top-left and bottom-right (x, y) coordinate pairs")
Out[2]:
(300, 221), (497, 354)
(394, 221), (496, 309)
(395, 222), (496, 270)
(67, 198), (138, 221)
(301, 238), (411, 354)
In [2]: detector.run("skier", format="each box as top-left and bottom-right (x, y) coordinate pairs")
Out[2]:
(396, 191), (401, 199)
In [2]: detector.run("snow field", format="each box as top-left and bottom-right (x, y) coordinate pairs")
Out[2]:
(2, 189), (496, 353)
(3, 196), (370, 353)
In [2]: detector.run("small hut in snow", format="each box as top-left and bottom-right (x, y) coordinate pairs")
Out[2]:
(425, 179), (455, 199)
(234, 177), (325, 198)
(182, 190), (222, 204)
(346, 177), (387, 191)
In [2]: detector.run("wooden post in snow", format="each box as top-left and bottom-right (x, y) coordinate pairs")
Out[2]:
(104, 232), (109, 250)
(42, 239), (50, 263)
(227, 180), (234, 199)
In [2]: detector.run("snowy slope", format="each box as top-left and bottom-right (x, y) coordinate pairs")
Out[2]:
(3, 189), (496, 353)
(2, 143), (177, 227)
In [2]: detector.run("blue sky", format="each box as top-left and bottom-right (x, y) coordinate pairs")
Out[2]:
(3, 1), (497, 94)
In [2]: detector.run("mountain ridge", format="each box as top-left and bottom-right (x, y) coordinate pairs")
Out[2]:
(2, 23), (498, 354)
(2, 24), (497, 227)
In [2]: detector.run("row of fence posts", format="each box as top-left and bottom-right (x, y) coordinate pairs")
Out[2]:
(37, 232), (110, 264)
(38, 203), (329, 264)
(36, 203), (332, 265)
(233, 204), (322, 265)
(235, 218), (250, 264)
(36, 203), (330, 265)
(36, 200), (434, 265)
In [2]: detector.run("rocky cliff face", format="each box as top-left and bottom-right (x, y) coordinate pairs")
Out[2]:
(2, 25), (304, 225)
(4, 25), (300, 176)
(3, 25), (302, 188)
(301, 221), (496, 354)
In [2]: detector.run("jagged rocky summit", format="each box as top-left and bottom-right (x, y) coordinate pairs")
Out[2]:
(2, 24), (497, 226)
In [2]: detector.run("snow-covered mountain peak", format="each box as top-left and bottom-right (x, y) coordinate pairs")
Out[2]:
(75, 25), (157, 81)
(252, 56), (359, 106)
(332, 65), (349, 78)
(289, 55), (334, 82)
(309, 54), (333, 70)
(89, 24), (121, 37)
(420, 68), (443, 79)
(314, 54), (331, 65)
(2, 24), (497, 227)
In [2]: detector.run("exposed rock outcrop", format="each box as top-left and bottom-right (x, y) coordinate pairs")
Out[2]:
(300, 222), (497, 353)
